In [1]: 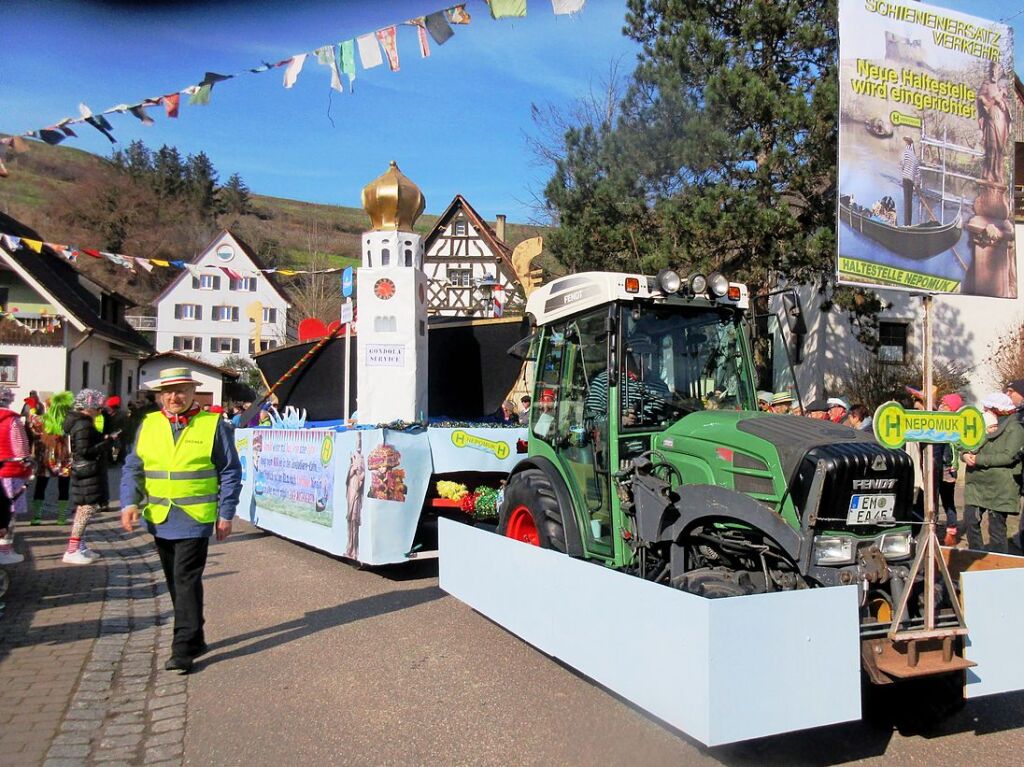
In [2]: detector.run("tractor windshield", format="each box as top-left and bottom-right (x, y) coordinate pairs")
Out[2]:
(617, 302), (755, 427)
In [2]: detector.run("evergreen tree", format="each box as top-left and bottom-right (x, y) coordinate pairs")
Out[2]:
(117, 140), (153, 180)
(152, 145), (185, 200)
(184, 151), (220, 219)
(544, 0), (839, 288)
(221, 172), (252, 216)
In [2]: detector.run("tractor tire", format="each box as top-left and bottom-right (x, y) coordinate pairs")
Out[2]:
(497, 469), (567, 552)
(671, 567), (760, 599)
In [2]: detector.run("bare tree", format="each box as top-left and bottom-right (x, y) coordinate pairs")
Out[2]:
(286, 220), (343, 323)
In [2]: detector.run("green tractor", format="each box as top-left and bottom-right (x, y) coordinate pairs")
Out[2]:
(498, 269), (965, 686)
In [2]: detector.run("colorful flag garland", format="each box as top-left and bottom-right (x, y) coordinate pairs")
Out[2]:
(2, 1), (587, 160)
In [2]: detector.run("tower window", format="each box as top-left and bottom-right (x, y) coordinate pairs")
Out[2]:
(381, 247), (390, 266)
(405, 249), (413, 266)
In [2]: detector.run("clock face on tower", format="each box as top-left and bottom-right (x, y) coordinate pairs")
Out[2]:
(374, 278), (396, 300)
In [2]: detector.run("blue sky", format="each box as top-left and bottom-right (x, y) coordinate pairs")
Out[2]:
(1, 1), (1022, 224)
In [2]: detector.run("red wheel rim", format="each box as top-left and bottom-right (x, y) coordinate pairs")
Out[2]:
(506, 504), (540, 546)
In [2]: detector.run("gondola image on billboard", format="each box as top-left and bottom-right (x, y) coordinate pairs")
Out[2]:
(837, 0), (1015, 297)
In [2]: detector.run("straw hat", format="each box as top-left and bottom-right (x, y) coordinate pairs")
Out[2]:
(145, 366), (199, 390)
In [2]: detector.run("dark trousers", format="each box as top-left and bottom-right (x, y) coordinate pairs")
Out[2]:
(33, 475), (70, 501)
(154, 536), (210, 659)
(902, 178), (915, 225)
(938, 482), (957, 529)
(963, 504), (1009, 553)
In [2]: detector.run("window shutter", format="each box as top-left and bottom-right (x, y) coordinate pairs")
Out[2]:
(232, 338), (240, 353)
(214, 276), (221, 290)
(249, 279), (257, 292)
(192, 276), (200, 290)
(172, 336), (181, 351)
(194, 337), (202, 352)
(174, 304), (182, 319)
(195, 305), (202, 320)
(232, 306), (239, 321)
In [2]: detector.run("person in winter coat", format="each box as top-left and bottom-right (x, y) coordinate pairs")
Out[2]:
(963, 392), (1024, 553)
(62, 389), (116, 564)
(0, 386), (32, 565)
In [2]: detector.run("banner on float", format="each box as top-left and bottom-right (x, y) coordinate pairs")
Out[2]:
(427, 426), (527, 474)
(252, 429), (337, 526)
(837, 0), (1015, 298)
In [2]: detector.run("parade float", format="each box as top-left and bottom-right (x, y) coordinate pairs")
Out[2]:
(234, 161), (528, 565)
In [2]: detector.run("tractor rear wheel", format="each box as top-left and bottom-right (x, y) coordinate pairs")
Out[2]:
(671, 567), (760, 599)
(497, 469), (567, 552)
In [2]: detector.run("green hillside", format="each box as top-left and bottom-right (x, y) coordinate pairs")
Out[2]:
(0, 138), (554, 311)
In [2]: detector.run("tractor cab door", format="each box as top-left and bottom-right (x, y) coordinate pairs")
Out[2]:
(531, 307), (615, 559)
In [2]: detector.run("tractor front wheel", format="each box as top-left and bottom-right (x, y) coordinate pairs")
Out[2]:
(497, 469), (567, 552)
(671, 567), (761, 599)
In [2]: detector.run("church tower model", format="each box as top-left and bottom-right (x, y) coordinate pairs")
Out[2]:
(356, 161), (429, 424)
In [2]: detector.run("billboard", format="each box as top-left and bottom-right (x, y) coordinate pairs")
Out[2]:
(837, 0), (1015, 297)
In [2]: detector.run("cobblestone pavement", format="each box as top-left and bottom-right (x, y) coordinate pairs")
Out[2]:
(0, 513), (187, 767)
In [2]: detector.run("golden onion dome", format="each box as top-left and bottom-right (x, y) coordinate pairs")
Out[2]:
(361, 160), (426, 231)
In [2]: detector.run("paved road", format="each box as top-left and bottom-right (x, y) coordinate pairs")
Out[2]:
(186, 523), (1024, 767)
(3, 476), (1023, 766)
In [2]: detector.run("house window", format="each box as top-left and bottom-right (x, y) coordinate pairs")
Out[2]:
(213, 305), (239, 322)
(230, 277), (257, 292)
(448, 268), (472, 287)
(0, 355), (17, 383)
(193, 274), (220, 290)
(262, 307), (278, 323)
(878, 321), (909, 363)
(172, 336), (202, 352)
(128, 373), (133, 394)
(211, 337), (240, 354)
(174, 303), (202, 320)
(249, 339), (278, 355)
(82, 361), (89, 388)
(216, 244), (235, 262)
(454, 221), (467, 236)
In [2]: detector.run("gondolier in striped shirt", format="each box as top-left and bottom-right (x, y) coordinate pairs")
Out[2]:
(900, 136), (922, 226)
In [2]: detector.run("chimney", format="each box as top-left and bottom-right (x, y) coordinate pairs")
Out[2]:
(495, 214), (506, 243)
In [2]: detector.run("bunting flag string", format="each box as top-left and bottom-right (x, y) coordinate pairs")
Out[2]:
(2, 1), (587, 159)
(0, 231), (349, 278)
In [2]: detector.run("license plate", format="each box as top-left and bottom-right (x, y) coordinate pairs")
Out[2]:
(847, 494), (896, 525)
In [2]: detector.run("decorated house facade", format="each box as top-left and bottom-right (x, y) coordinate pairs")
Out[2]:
(0, 213), (153, 402)
(422, 195), (524, 317)
(154, 231), (291, 365)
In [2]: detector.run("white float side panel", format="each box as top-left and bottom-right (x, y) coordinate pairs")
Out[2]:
(439, 520), (862, 746)
(962, 566), (1024, 698)
(706, 587), (862, 744)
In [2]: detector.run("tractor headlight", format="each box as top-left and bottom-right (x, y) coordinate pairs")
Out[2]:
(707, 272), (729, 297)
(657, 268), (682, 294)
(877, 531), (912, 560)
(687, 273), (707, 295)
(812, 535), (855, 566)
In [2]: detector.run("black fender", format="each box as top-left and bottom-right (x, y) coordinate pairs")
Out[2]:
(661, 484), (805, 581)
(507, 457), (584, 557)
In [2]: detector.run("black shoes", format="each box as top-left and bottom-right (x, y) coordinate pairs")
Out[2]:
(164, 656), (193, 675)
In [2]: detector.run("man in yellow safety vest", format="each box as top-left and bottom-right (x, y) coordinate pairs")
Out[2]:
(120, 367), (241, 674)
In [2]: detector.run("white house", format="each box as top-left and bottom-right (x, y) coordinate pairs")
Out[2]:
(422, 195), (524, 317)
(138, 351), (243, 408)
(0, 213), (153, 402)
(154, 231), (291, 365)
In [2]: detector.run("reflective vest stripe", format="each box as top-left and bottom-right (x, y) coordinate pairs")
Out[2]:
(143, 468), (218, 480)
(136, 411), (220, 525)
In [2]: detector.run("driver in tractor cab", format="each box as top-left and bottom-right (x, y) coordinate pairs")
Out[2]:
(584, 351), (671, 427)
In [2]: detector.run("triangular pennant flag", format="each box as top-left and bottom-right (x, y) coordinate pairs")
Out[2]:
(376, 27), (400, 72)
(85, 117), (116, 143)
(2, 235), (22, 251)
(23, 239), (44, 253)
(63, 247), (79, 263)
(151, 259), (170, 268)
(283, 54), (307, 88)
(411, 19), (432, 57)
(316, 45), (344, 92)
(356, 34), (384, 69)
(59, 124), (77, 137)
(128, 105), (155, 125)
(188, 84), (213, 106)
(38, 129), (66, 146)
(250, 61), (274, 73)
(162, 94), (181, 118)
(448, 5), (472, 23)
(220, 266), (243, 281)
(277, 269), (298, 276)
(340, 40), (356, 89)
(78, 102), (94, 119)
(82, 248), (102, 258)
(134, 257), (153, 272)
(201, 71), (232, 86)
(551, 0), (585, 14)
(169, 260), (186, 269)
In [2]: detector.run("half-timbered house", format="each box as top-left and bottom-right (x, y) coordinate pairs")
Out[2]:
(422, 195), (523, 317)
